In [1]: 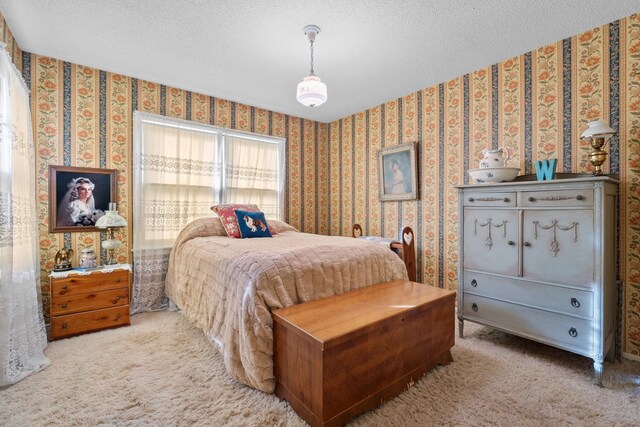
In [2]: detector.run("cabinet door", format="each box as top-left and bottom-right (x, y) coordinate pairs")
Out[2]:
(463, 208), (519, 276)
(522, 210), (593, 286)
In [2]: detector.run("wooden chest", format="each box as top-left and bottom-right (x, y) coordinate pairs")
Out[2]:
(273, 280), (455, 427)
(49, 266), (131, 340)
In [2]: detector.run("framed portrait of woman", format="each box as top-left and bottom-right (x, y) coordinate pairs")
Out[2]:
(48, 165), (117, 233)
(378, 142), (418, 202)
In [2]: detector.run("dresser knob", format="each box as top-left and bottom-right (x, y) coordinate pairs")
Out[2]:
(523, 242), (531, 247)
(115, 314), (121, 320)
(528, 197), (535, 202)
(61, 323), (68, 329)
(62, 285), (68, 289)
(570, 298), (580, 308)
(115, 278), (121, 283)
(468, 197), (475, 202)
(471, 303), (478, 312)
(503, 198), (510, 203)
(507, 240), (515, 246)
(471, 279), (477, 287)
(576, 195), (584, 201)
(61, 304), (67, 309)
(568, 327), (578, 337)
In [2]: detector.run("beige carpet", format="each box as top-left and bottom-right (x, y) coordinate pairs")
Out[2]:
(2, 311), (639, 426)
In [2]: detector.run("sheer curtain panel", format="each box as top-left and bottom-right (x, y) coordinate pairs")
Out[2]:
(131, 112), (222, 312)
(0, 44), (49, 387)
(224, 133), (285, 219)
(132, 113), (285, 313)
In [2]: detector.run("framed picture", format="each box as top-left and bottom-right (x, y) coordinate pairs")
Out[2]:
(378, 142), (418, 202)
(49, 165), (117, 233)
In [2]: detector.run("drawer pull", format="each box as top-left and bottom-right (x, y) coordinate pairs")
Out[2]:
(471, 279), (478, 287)
(570, 298), (580, 308)
(529, 195), (584, 202)
(568, 327), (578, 338)
(61, 323), (68, 329)
(62, 285), (68, 290)
(523, 242), (531, 247)
(61, 304), (67, 309)
(468, 197), (510, 203)
(115, 278), (122, 283)
(115, 314), (121, 320)
(507, 240), (515, 246)
(471, 303), (478, 312)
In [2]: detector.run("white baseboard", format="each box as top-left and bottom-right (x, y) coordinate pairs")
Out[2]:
(622, 352), (640, 362)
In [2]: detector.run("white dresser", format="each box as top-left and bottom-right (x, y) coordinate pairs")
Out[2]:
(455, 176), (618, 384)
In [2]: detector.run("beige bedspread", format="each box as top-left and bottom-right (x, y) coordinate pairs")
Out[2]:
(165, 217), (408, 393)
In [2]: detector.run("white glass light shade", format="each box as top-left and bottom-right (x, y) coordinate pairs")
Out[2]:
(95, 210), (127, 228)
(296, 75), (327, 107)
(580, 119), (615, 139)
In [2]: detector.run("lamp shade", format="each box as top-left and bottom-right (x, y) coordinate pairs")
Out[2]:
(296, 75), (327, 107)
(95, 210), (127, 228)
(581, 120), (615, 139)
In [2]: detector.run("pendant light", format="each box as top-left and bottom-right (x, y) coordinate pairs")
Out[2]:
(296, 25), (327, 107)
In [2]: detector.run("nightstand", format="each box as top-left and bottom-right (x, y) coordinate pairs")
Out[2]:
(49, 264), (131, 340)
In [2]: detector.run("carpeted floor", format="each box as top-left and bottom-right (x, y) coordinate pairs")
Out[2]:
(2, 311), (639, 426)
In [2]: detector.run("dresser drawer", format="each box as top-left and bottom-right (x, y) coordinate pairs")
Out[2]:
(51, 288), (129, 316)
(463, 271), (593, 318)
(51, 305), (130, 339)
(51, 270), (129, 297)
(463, 192), (516, 207)
(521, 189), (593, 207)
(463, 294), (592, 351)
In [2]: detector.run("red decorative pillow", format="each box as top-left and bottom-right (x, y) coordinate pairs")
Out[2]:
(211, 204), (276, 238)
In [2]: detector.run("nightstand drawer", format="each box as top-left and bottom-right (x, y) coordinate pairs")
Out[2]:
(51, 270), (129, 297)
(51, 288), (129, 316)
(51, 305), (129, 339)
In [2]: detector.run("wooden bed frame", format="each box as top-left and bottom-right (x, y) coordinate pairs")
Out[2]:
(352, 224), (417, 282)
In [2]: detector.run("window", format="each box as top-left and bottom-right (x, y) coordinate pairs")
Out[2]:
(132, 112), (285, 250)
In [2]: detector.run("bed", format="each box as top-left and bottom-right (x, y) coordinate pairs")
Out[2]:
(164, 217), (408, 393)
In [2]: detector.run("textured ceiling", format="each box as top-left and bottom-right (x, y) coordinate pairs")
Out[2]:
(2, 0), (639, 123)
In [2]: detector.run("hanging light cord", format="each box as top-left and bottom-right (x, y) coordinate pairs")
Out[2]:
(309, 39), (315, 76)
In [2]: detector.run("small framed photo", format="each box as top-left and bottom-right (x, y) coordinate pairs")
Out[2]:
(49, 165), (117, 233)
(378, 142), (418, 202)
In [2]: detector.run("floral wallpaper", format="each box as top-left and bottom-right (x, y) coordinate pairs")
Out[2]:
(2, 10), (640, 356)
(327, 15), (640, 356)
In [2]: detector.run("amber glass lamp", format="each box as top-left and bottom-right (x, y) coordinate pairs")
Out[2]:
(580, 120), (616, 175)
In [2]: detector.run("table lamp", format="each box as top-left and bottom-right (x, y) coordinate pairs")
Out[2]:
(580, 120), (616, 176)
(95, 203), (127, 265)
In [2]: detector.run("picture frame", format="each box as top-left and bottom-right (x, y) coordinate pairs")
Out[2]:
(48, 165), (117, 233)
(378, 142), (418, 202)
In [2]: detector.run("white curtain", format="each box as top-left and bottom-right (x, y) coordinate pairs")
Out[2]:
(0, 44), (49, 387)
(131, 112), (222, 312)
(224, 133), (284, 219)
(131, 113), (285, 314)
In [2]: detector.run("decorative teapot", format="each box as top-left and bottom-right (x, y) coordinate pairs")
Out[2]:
(480, 146), (511, 168)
